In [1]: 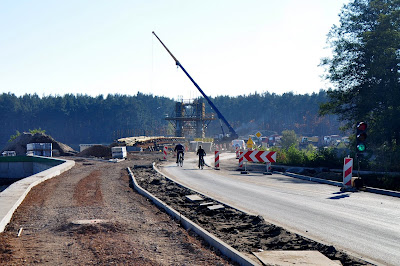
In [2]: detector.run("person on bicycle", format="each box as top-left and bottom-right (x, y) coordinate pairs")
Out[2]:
(174, 143), (185, 163)
(196, 145), (206, 168)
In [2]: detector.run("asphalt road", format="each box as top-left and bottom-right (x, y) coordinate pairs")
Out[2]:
(159, 152), (400, 266)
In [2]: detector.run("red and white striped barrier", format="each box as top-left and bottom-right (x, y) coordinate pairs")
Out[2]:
(215, 150), (220, 169)
(235, 146), (240, 159)
(239, 151), (244, 168)
(243, 150), (277, 163)
(343, 157), (353, 186)
(163, 146), (168, 160)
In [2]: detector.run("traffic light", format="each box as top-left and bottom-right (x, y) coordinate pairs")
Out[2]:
(356, 122), (367, 152)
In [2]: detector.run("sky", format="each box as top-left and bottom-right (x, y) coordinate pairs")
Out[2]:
(0, 0), (349, 100)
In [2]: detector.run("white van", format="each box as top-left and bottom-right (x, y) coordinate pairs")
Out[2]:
(231, 139), (245, 150)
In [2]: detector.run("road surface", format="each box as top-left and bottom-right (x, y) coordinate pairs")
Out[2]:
(159, 152), (400, 266)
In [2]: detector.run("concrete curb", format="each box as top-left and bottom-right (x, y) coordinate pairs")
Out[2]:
(127, 167), (258, 266)
(0, 158), (75, 233)
(278, 172), (343, 187)
(279, 172), (400, 198)
(363, 187), (400, 198)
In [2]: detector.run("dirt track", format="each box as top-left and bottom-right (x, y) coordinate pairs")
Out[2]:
(0, 153), (231, 265)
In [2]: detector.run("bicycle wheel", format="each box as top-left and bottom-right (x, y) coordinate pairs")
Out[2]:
(179, 153), (183, 167)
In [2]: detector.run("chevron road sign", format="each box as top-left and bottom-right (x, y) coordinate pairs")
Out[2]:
(243, 150), (277, 163)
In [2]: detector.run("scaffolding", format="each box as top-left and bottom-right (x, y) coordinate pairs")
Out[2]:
(165, 98), (215, 138)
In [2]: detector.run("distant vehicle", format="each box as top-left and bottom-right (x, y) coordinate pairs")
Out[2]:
(231, 139), (245, 150)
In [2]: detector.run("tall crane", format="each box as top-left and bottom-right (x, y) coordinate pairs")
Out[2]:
(152, 31), (238, 140)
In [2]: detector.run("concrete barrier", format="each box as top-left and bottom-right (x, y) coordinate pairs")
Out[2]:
(280, 172), (400, 198)
(0, 157), (75, 232)
(127, 167), (258, 266)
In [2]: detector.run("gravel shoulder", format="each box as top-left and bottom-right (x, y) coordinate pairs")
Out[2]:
(0, 153), (232, 265)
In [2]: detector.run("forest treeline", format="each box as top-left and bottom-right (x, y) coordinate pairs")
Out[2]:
(0, 91), (340, 148)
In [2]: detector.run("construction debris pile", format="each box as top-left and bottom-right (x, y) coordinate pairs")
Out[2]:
(76, 145), (112, 159)
(117, 136), (185, 150)
(1, 132), (76, 156)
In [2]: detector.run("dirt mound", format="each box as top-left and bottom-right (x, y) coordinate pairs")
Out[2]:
(1, 132), (76, 156)
(76, 145), (112, 158)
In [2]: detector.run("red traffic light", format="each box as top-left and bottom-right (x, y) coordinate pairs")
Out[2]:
(357, 122), (367, 131)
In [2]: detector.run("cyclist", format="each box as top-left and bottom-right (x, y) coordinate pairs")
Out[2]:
(196, 145), (206, 168)
(174, 143), (185, 163)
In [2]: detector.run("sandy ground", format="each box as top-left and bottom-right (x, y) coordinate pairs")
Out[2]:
(0, 153), (232, 265)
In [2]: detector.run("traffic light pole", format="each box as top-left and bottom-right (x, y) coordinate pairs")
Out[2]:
(355, 121), (367, 179)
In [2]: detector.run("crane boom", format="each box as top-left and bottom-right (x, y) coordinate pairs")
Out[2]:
(152, 31), (238, 139)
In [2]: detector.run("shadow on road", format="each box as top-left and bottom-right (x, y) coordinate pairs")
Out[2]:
(328, 192), (351, 200)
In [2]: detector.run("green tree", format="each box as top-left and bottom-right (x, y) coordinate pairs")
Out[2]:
(286, 144), (305, 165)
(320, 0), (400, 168)
(281, 130), (298, 150)
(8, 130), (21, 142)
(29, 128), (46, 135)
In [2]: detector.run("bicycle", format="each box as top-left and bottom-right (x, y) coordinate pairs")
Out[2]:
(177, 152), (184, 167)
(199, 157), (205, 169)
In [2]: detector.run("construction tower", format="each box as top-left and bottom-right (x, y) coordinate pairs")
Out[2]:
(165, 98), (215, 138)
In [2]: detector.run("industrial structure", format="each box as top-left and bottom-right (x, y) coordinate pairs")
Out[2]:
(165, 98), (215, 138)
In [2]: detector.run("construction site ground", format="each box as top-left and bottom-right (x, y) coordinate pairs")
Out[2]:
(0, 153), (230, 265)
(0, 152), (368, 265)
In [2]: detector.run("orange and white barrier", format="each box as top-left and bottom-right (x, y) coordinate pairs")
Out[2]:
(343, 157), (353, 186)
(215, 150), (220, 169)
(163, 146), (168, 160)
(239, 151), (244, 168)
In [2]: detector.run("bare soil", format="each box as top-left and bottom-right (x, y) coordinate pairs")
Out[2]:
(0, 153), (231, 265)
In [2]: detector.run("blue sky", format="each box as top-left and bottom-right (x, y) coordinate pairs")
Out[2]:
(0, 0), (349, 100)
